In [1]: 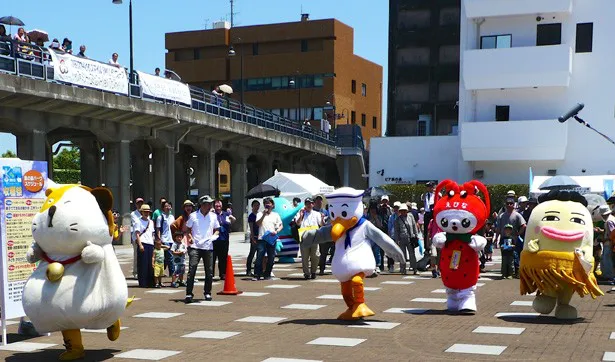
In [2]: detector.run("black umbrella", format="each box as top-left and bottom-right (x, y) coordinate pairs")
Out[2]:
(538, 175), (580, 191)
(0, 16), (25, 26)
(246, 183), (280, 199)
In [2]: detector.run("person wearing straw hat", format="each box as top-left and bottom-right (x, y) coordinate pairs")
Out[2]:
(135, 204), (155, 288)
(394, 203), (420, 274)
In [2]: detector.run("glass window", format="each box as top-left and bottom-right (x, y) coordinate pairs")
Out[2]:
(314, 75), (323, 87)
(480, 35), (511, 49)
(361, 114), (366, 126)
(301, 40), (308, 52)
(314, 107), (323, 120)
(281, 76), (289, 88)
(272, 77), (281, 89)
(372, 116), (377, 129)
(576, 23), (593, 53)
(351, 111), (356, 124)
(361, 83), (367, 97)
(351, 80), (356, 94)
(303, 76), (314, 88)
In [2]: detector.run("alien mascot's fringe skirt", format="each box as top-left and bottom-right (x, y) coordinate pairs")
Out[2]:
(519, 250), (603, 298)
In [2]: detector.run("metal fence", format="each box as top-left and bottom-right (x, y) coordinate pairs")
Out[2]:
(0, 40), (335, 146)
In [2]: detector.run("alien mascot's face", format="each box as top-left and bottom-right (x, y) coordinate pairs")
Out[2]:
(32, 185), (114, 256)
(273, 197), (302, 235)
(524, 195), (593, 253)
(433, 180), (490, 235)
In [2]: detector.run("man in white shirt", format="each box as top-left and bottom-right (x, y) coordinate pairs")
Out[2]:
(109, 52), (121, 68)
(135, 204), (155, 288)
(185, 195), (220, 303)
(296, 197), (324, 279)
(156, 201), (176, 277)
(254, 197), (283, 280)
(130, 197), (145, 279)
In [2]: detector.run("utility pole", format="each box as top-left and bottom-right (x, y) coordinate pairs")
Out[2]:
(230, 0), (234, 27)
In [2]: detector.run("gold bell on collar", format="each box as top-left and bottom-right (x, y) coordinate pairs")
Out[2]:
(46, 262), (64, 282)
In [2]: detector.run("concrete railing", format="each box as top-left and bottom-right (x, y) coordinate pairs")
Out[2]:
(0, 40), (335, 146)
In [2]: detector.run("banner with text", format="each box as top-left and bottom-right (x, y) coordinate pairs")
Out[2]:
(0, 159), (47, 322)
(137, 71), (192, 105)
(49, 50), (129, 95)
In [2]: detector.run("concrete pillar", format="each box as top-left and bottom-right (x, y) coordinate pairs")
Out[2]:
(231, 154), (247, 232)
(79, 139), (101, 188)
(210, 148), (217, 197)
(174, 150), (190, 207)
(196, 151), (213, 197)
(258, 157), (273, 184)
(16, 130), (47, 161)
(343, 157), (350, 187)
(153, 146), (176, 210)
(104, 140), (131, 243)
(130, 141), (150, 202)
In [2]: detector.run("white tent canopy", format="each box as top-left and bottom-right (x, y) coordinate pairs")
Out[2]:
(530, 175), (615, 196)
(263, 171), (335, 202)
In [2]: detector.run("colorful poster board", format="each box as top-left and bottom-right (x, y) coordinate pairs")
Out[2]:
(0, 159), (47, 343)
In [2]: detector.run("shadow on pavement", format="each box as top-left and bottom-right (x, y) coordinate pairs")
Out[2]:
(498, 316), (586, 325)
(6, 348), (119, 362)
(279, 318), (391, 326)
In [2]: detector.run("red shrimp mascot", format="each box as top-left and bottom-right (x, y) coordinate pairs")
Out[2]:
(431, 179), (490, 315)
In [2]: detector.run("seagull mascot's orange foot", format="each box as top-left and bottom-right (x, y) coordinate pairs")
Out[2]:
(301, 187), (405, 320)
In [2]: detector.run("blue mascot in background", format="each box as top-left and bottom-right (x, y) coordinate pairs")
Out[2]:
(273, 197), (302, 263)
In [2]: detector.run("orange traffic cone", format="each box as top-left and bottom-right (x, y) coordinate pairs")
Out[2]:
(218, 255), (242, 295)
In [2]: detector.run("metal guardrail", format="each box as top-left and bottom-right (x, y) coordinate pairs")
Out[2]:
(0, 40), (335, 146)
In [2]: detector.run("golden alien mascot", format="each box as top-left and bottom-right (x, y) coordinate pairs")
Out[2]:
(520, 190), (604, 319)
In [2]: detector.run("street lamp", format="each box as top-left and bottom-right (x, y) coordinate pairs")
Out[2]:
(289, 74), (301, 121)
(228, 39), (244, 108)
(112, 0), (134, 85)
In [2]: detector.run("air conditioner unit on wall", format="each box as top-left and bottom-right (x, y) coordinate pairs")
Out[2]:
(474, 170), (484, 179)
(547, 169), (557, 176)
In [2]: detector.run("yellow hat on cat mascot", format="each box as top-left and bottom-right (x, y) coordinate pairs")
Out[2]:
(520, 190), (603, 320)
(22, 185), (131, 360)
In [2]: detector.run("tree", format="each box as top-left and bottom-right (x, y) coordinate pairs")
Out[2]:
(53, 147), (81, 184)
(1, 150), (17, 158)
(53, 147), (80, 170)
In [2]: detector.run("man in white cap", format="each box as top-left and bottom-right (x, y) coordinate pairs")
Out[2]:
(130, 197), (145, 279)
(184, 195), (220, 303)
(594, 204), (612, 276)
(517, 196), (528, 214)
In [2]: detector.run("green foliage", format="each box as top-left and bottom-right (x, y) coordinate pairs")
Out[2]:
(53, 147), (80, 170)
(382, 183), (529, 214)
(53, 169), (81, 184)
(1, 150), (17, 158)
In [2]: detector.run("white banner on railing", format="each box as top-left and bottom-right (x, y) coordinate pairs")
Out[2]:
(137, 71), (191, 105)
(48, 49), (129, 95)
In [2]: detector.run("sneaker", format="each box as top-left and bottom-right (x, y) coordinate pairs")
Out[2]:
(184, 295), (193, 304)
(318, 271), (325, 276)
(388, 266), (394, 273)
(178, 281), (186, 287)
(251, 276), (259, 281)
(171, 282), (177, 288)
(401, 269), (407, 275)
(304, 274), (310, 280)
(432, 270), (438, 278)
(310, 273), (316, 279)
(155, 284), (161, 289)
(204, 294), (212, 301)
(263, 276), (272, 280)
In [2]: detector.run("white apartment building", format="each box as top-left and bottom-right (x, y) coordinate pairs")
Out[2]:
(371, 0), (615, 186)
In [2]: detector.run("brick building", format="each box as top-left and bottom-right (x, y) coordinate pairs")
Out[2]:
(165, 16), (383, 148)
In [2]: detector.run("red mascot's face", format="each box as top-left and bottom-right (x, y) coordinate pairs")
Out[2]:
(433, 180), (490, 235)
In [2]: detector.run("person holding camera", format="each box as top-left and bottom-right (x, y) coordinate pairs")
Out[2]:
(296, 197), (325, 279)
(253, 198), (283, 280)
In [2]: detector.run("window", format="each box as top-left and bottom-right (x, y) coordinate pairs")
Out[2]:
(253, 43), (259, 55)
(361, 114), (366, 126)
(301, 40), (308, 52)
(193, 48), (201, 60)
(495, 105), (510, 122)
(372, 116), (377, 129)
(314, 107), (323, 120)
(417, 120), (427, 136)
(314, 75), (324, 87)
(351, 111), (356, 124)
(576, 23), (593, 53)
(537, 23), (562, 46)
(480, 35), (511, 49)
(351, 80), (357, 94)
(361, 83), (367, 96)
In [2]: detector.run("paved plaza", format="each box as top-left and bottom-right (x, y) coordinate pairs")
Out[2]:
(2, 234), (615, 361)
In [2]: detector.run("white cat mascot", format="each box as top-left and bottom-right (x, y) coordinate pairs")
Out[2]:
(22, 185), (131, 360)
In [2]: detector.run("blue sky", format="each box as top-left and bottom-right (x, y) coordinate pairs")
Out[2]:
(0, 0), (388, 153)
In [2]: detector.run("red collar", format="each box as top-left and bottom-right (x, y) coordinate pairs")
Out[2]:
(42, 252), (81, 265)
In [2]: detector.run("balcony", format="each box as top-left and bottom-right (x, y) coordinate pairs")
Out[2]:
(460, 119), (568, 161)
(463, 44), (572, 90)
(464, 0), (572, 19)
